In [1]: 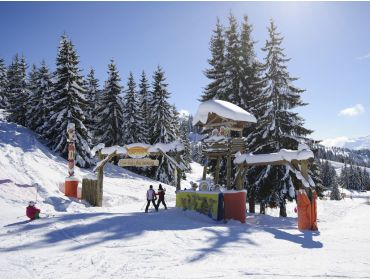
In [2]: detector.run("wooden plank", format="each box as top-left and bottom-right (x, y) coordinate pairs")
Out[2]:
(214, 156), (221, 184)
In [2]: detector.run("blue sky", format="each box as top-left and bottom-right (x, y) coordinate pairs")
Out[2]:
(0, 1), (369, 142)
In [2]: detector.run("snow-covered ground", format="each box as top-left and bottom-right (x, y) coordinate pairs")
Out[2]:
(1, 118), (370, 278)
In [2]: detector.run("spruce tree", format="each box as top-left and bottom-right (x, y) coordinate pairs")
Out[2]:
(123, 72), (142, 144)
(0, 57), (8, 108)
(138, 71), (151, 143)
(239, 15), (265, 118)
(85, 68), (100, 145)
(95, 60), (124, 146)
(149, 66), (176, 144)
(44, 35), (92, 168)
(150, 66), (178, 185)
(250, 20), (313, 217)
(224, 13), (242, 104)
(26, 61), (54, 136)
(179, 116), (192, 166)
(6, 54), (30, 126)
(201, 18), (226, 101)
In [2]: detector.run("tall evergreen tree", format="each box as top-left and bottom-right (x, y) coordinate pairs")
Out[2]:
(149, 66), (176, 144)
(85, 68), (100, 145)
(138, 71), (151, 143)
(179, 116), (192, 166)
(26, 61), (53, 136)
(249, 20), (313, 216)
(6, 54), (30, 126)
(44, 35), (92, 167)
(95, 60), (124, 146)
(123, 72), (142, 144)
(239, 16), (265, 118)
(150, 66), (178, 185)
(223, 13), (242, 104)
(0, 57), (8, 108)
(201, 18), (226, 101)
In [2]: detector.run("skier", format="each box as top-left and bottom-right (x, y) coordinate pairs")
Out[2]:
(26, 201), (40, 220)
(156, 184), (167, 210)
(145, 185), (158, 213)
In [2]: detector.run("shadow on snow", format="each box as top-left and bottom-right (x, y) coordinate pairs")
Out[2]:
(1, 210), (323, 262)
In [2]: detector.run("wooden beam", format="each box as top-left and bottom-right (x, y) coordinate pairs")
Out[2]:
(214, 156), (221, 184)
(226, 153), (232, 189)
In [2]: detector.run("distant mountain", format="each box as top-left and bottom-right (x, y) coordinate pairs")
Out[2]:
(316, 144), (370, 168)
(343, 135), (370, 151)
(322, 135), (370, 151)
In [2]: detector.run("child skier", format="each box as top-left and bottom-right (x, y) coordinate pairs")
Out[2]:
(156, 184), (167, 210)
(26, 201), (40, 220)
(145, 185), (158, 213)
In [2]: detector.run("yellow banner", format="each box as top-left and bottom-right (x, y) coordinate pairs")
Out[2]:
(176, 191), (220, 220)
(118, 158), (159, 167)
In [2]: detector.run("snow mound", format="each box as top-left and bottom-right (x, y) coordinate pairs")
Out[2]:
(193, 100), (257, 125)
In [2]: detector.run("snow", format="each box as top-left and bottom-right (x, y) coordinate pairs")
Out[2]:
(193, 99), (257, 125)
(234, 147), (314, 165)
(1, 117), (370, 277)
(90, 143), (105, 156)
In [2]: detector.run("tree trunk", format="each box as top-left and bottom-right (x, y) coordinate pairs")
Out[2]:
(260, 202), (266, 214)
(249, 189), (255, 213)
(279, 201), (287, 217)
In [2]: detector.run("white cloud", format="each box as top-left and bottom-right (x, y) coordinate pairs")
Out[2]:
(179, 109), (190, 117)
(321, 136), (349, 148)
(338, 104), (365, 117)
(357, 53), (370, 60)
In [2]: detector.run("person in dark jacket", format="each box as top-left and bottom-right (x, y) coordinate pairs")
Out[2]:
(145, 185), (158, 213)
(26, 201), (40, 220)
(156, 184), (167, 210)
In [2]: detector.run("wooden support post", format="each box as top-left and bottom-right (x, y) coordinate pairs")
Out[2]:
(226, 153), (231, 189)
(81, 177), (99, 206)
(202, 159), (207, 180)
(96, 152), (104, 207)
(175, 153), (181, 191)
(235, 163), (245, 190)
(215, 156), (221, 184)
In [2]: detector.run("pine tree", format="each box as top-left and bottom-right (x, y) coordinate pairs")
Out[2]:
(201, 17), (226, 101)
(330, 178), (341, 200)
(138, 71), (151, 143)
(26, 61), (54, 135)
(362, 168), (370, 190)
(179, 116), (192, 166)
(0, 57), (8, 108)
(6, 54), (30, 126)
(149, 66), (176, 144)
(239, 16), (265, 118)
(249, 20), (313, 217)
(95, 60), (124, 146)
(122, 72), (142, 144)
(44, 35), (92, 168)
(150, 66), (178, 185)
(224, 13), (242, 104)
(85, 68), (100, 145)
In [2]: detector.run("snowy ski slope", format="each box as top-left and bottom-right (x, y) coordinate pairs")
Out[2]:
(1, 117), (370, 278)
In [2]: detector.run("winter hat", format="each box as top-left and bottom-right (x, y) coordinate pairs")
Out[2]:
(29, 201), (35, 206)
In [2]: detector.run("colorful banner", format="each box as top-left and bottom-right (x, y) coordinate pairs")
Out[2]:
(118, 158), (159, 167)
(176, 191), (223, 220)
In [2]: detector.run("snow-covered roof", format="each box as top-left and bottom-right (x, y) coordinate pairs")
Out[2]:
(192, 100), (257, 125)
(91, 140), (184, 157)
(234, 148), (314, 165)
